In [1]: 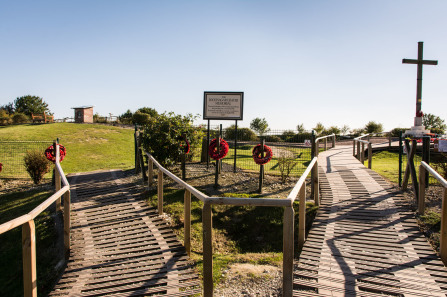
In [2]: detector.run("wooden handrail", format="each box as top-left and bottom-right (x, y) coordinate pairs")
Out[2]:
(419, 161), (447, 265)
(144, 151), (319, 297)
(0, 144), (70, 297)
(352, 133), (391, 169)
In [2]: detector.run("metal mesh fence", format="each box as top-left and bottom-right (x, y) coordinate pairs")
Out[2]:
(188, 128), (314, 176)
(0, 141), (53, 178)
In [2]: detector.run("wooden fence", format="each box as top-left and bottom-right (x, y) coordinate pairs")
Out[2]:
(353, 132), (392, 169)
(143, 149), (320, 297)
(0, 144), (70, 297)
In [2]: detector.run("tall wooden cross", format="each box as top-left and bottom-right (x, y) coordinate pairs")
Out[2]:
(402, 41), (438, 126)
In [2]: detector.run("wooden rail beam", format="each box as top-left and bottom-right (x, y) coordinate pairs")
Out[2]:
(148, 158), (153, 189)
(418, 165), (426, 215)
(368, 143), (372, 169)
(298, 185), (306, 250)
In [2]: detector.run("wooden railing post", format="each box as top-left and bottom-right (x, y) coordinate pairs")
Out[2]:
(357, 141), (361, 160)
(64, 190), (71, 260)
(55, 142), (61, 211)
(440, 188), (447, 265)
(313, 161), (319, 206)
(202, 203), (213, 296)
(324, 138), (327, 151)
(184, 190), (191, 256)
(361, 142), (365, 164)
(368, 143), (372, 169)
(298, 185), (306, 250)
(158, 170), (163, 215)
(148, 158), (153, 188)
(353, 140), (356, 156)
(388, 133), (392, 147)
(332, 135), (336, 148)
(283, 205), (294, 297)
(418, 165), (426, 215)
(22, 220), (37, 297)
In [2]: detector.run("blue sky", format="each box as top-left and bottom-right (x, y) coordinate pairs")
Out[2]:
(1, 1), (446, 131)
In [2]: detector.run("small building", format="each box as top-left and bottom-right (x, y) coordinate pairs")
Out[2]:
(72, 106), (94, 123)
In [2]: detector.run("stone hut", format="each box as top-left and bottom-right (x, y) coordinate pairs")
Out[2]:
(72, 106), (94, 123)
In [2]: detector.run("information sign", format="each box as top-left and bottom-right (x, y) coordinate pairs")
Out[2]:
(203, 92), (244, 120)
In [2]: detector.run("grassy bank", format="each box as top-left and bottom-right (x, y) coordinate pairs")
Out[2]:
(0, 189), (62, 297)
(0, 123), (134, 176)
(143, 188), (318, 284)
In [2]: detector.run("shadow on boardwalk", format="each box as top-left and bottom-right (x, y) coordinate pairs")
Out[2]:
(294, 146), (447, 297)
(50, 170), (200, 296)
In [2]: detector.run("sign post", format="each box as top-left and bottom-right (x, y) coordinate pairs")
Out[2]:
(203, 92), (244, 174)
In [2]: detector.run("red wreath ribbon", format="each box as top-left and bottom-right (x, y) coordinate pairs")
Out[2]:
(252, 144), (273, 165)
(177, 135), (190, 154)
(0, 163), (2, 173)
(45, 145), (67, 163)
(208, 138), (229, 160)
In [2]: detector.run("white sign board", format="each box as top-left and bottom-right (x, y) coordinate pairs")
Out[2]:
(438, 140), (447, 152)
(203, 92), (244, 120)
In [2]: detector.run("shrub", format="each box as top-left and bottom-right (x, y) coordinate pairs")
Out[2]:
(281, 130), (296, 142)
(224, 125), (257, 141)
(24, 150), (51, 184)
(12, 112), (29, 124)
(0, 109), (12, 125)
(390, 128), (408, 137)
(364, 121), (383, 134)
(141, 112), (203, 166)
(263, 135), (282, 142)
(277, 153), (298, 183)
(132, 112), (152, 125)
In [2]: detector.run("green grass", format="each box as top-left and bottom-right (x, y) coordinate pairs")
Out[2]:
(0, 123), (134, 175)
(144, 188), (318, 285)
(0, 189), (62, 297)
(367, 150), (431, 184)
(221, 146), (312, 176)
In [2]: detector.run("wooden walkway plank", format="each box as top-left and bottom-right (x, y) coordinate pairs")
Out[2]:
(294, 145), (447, 297)
(50, 170), (200, 296)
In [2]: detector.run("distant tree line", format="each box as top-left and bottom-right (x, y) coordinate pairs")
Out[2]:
(0, 95), (52, 125)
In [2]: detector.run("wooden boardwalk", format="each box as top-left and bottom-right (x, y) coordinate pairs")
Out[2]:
(294, 145), (447, 296)
(50, 170), (200, 296)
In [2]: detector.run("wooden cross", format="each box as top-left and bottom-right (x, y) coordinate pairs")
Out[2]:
(402, 42), (438, 124)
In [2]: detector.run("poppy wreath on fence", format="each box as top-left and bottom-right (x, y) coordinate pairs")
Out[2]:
(252, 144), (273, 165)
(45, 145), (67, 163)
(177, 135), (190, 154)
(208, 138), (229, 160)
(0, 163), (2, 173)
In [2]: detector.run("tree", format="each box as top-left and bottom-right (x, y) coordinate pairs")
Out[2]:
(325, 126), (341, 135)
(341, 125), (350, 135)
(250, 117), (270, 136)
(0, 102), (14, 114)
(423, 113), (446, 134)
(119, 109), (133, 124)
(296, 123), (306, 134)
(14, 95), (51, 116)
(313, 122), (325, 135)
(364, 121), (383, 134)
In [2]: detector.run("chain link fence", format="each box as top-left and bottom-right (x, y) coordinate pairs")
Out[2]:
(0, 141), (53, 178)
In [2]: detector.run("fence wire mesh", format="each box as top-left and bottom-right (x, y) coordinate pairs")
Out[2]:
(0, 141), (53, 178)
